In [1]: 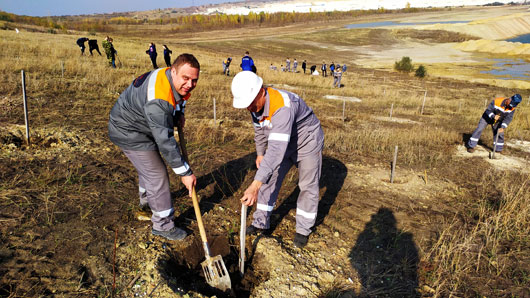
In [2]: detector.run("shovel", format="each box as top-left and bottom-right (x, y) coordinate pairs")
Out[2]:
(491, 132), (500, 160)
(239, 204), (248, 276)
(177, 125), (232, 292)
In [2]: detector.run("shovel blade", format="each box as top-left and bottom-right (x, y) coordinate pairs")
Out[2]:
(201, 255), (232, 292)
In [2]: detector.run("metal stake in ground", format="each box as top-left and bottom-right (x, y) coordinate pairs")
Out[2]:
(389, 103), (394, 120)
(390, 145), (398, 183)
(239, 204), (248, 276)
(21, 70), (30, 145)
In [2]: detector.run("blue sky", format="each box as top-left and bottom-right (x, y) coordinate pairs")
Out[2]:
(0, 0), (240, 16)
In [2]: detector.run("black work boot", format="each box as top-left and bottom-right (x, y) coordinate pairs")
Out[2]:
(293, 233), (308, 248)
(152, 227), (187, 241)
(246, 225), (267, 236)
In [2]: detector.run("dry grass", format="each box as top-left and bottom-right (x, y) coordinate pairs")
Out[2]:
(0, 22), (529, 297)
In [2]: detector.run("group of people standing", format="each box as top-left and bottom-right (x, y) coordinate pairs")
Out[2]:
(76, 37), (175, 69)
(270, 58), (347, 88)
(76, 36), (117, 68)
(145, 43), (173, 69)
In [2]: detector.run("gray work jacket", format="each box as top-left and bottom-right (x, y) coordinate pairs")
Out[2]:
(251, 88), (324, 184)
(108, 68), (192, 176)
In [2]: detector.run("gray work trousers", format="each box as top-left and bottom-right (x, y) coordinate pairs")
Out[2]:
(252, 150), (322, 236)
(122, 149), (175, 231)
(333, 76), (342, 88)
(467, 117), (505, 151)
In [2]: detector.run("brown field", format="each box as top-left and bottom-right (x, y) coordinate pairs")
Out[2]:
(0, 5), (529, 298)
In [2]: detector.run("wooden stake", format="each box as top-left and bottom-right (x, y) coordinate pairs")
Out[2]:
(389, 103), (394, 120)
(213, 97), (216, 125)
(61, 61), (64, 78)
(491, 133), (499, 159)
(421, 90), (427, 115)
(391, 146), (398, 183)
(21, 70), (30, 145)
(342, 99), (345, 122)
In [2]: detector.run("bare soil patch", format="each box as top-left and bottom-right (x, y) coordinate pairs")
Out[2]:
(455, 144), (530, 173)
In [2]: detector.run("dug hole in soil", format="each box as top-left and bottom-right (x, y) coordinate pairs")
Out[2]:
(156, 232), (266, 297)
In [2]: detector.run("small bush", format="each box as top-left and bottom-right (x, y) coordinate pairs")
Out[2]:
(394, 56), (413, 72)
(415, 65), (427, 78)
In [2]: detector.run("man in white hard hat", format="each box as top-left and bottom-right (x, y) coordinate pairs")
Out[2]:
(231, 71), (324, 248)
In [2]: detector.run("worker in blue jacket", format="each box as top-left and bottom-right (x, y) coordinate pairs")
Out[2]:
(241, 51), (256, 73)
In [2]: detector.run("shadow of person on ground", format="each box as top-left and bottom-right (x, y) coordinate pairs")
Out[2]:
(267, 155), (347, 234)
(349, 207), (419, 298)
(174, 153), (256, 225)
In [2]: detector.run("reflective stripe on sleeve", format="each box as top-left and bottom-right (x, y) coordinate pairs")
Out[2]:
(502, 123), (508, 128)
(268, 133), (290, 142)
(172, 162), (190, 175)
(147, 69), (163, 101)
(139, 186), (146, 193)
(488, 113), (495, 118)
(278, 90), (291, 107)
(257, 203), (274, 212)
(297, 208), (317, 220)
(470, 137), (479, 142)
(152, 208), (174, 218)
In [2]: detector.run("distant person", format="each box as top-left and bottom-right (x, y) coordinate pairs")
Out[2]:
(223, 57), (232, 76)
(329, 62), (335, 77)
(466, 94), (522, 154)
(108, 54), (200, 240)
(285, 58), (291, 72)
(231, 71), (324, 248)
(269, 63), (277, 71)
(241, 51), (256, 73)
(280, 65), (286, 72)
(293, 58), (298, 73)
(76, 37), (89, 55)
(342, 64), (347, 72)
(146, 42), (158, 69)
(302, 60), (307, 74)
(321, 62), (327, 77)
(88, 39), (102, 56)
(333, 64), (342, 88)
(163, 45), (172, 67)
(310, 65), (316, 74)
(102, 36), (117, 68)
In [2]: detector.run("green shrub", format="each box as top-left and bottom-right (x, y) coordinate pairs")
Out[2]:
(415, 65), (427, 78)
(394, 56), (413, 72)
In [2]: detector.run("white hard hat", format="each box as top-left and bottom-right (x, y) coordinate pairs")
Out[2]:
(231, 71), (263, 109)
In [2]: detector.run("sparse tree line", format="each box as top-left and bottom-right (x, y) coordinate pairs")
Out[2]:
(1, 7), (438, 34)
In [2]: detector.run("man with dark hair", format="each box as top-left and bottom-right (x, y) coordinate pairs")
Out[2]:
(88, 39), (102, 56)
(241, 51), (256, 73)
(146, 42), (158, 69)
(163, 45), (172, 67)
(108, 53), (200, 241)
(76, 37), (89, 55)
(102, 36), (117, 68)
(302, 60), (307, 74)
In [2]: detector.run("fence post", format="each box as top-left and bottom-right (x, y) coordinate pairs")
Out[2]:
(61, 61), (64, 78)
(21, 70), (30, 145)
(213, 97), (217, 125)
(421, 90), (427, 115)
(390, 146), (398, 183)
(389, 103), (394, 120)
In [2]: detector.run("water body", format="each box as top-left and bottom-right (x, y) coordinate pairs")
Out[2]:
(345, 20), (468, 29)
(481, 58), (530, 80)
(506, 34), (530, 44)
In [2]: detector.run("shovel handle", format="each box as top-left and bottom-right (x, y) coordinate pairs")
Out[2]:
(177, 125), (211, 258)
(192, 187), (211, 258)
